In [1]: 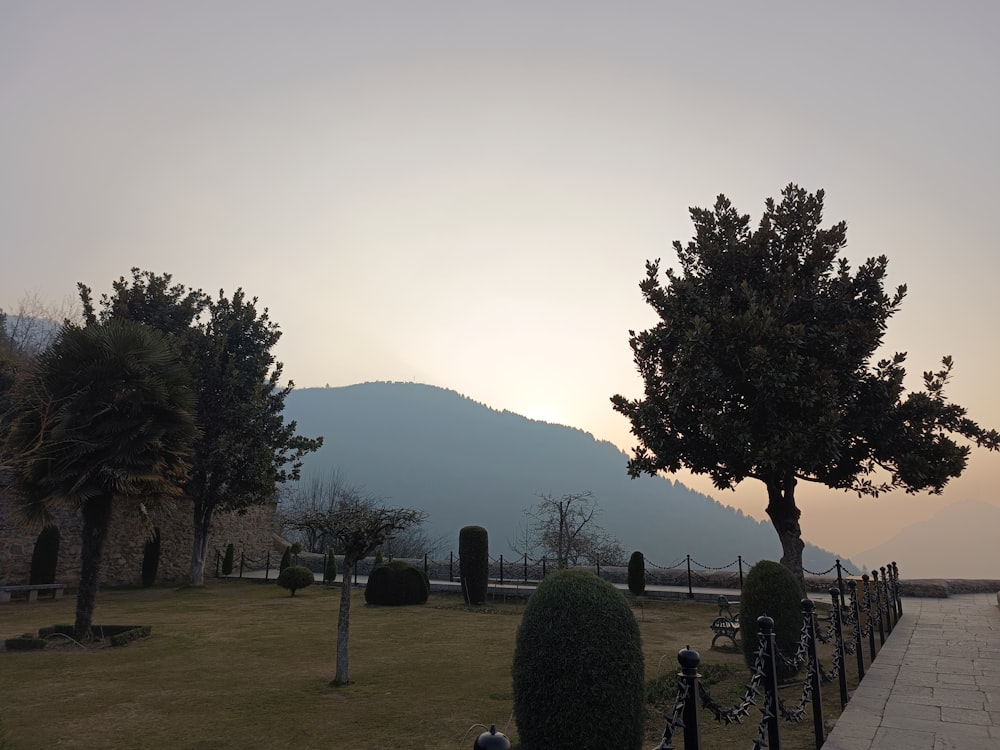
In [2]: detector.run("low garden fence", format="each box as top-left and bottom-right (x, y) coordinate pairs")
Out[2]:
(654, 562), (902, 750)
(214, 546), (867, 598)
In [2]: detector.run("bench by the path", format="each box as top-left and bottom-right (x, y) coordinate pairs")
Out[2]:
(0, 583), (66, 603)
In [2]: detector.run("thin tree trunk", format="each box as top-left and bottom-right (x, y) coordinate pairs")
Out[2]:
(75, 495), (113, 640)
(764, 474), (806, 595)
(332, 559), (354, 686)
(189, 504), (212, 586)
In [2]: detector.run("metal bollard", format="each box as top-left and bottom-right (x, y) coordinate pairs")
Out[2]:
(473, 724), (510, 749)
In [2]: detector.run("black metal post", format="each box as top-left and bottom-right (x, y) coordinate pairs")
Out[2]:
(686, 555), (694, 599)
(215, 549), (221, 578)
(759, 615), (782, 750)
(596, 557), (601, 578)
(542, 557), (547, 578)
(423, 553), (428, 575)
(449, 551), (454, 583)
(836, 559), (845, 601)
(872, 569), (886, 646)
(863, 574), (876, 661)
(830, 588), (849, 709)
(679, 647), (703, 750)
(499, 554), (504, 586)
(892, 561), (903, 618)
(239, 550), (245, 578)
(265, 551), (270, 582)
(523, 553), (528, 583)
(354, 564), (358, 585)
(880, 566), (894, 632)
(848, 579), (865, 680)
(803, 599), (825, 749)
(738, 555), (744, 589)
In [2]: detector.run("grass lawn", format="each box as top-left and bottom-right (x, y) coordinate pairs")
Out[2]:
(0, 580), (861, 749)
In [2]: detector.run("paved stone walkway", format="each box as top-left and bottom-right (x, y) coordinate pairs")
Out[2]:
(824, 592), (1000, 749)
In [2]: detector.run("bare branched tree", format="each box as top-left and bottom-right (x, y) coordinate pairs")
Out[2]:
(323, 504), (426, 686)
(511, 491), (625, 568)
(280, 472), (427, 686)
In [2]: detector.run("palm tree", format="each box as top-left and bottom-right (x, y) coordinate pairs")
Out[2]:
(3, 319), (197, 639)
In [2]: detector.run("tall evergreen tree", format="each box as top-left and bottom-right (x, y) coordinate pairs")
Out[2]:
(79, 269), (322, 585)
(612, 185), (999, 590)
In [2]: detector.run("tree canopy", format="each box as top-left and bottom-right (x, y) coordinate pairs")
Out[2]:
(612, 184), (999, 588)
(79, 268), (323, 584)
(3, 319), (197, 637)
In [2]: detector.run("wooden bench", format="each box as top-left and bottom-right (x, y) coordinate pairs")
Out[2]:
(710, 595), (740, 647)
(0, 583), (66, 604)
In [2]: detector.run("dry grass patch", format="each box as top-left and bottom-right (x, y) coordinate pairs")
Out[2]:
(0, 581), (859, 749)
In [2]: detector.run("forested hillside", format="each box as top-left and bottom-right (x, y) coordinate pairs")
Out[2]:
(284, 383), (854, 570)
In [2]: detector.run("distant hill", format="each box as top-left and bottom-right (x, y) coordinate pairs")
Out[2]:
(283, 382), (856, 571)
(855, 500), (1000, 579)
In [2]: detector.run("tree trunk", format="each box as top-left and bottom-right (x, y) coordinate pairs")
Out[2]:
(332, 559), (354, 686)
(189, 504), (212, 586)
(75, 495), (113, 640)
(764, 474), (806, 595)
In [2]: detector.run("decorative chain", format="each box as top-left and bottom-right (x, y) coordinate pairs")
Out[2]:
(689, 557), (741, 571)
(655, 677), (689, 749)
(699, 635), (769, 724)
(751, 686), (777, 750)
(802, 563), (838, 576)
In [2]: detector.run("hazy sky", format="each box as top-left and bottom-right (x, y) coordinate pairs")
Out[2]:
(3, 2), (998, 560)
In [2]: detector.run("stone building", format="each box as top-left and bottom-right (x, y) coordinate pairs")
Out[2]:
(0, 478), (278, 587)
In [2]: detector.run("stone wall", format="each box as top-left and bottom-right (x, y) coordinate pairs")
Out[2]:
(0, 485), (278, 587)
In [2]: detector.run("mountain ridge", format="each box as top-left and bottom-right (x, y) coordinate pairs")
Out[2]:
(283, 382), (857, 570)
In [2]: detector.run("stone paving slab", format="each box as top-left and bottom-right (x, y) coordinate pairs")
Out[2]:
(824, 593), (1000, 750)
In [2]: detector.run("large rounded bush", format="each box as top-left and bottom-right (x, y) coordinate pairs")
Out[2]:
(277, 565), (314, 596)
(459, 525), (489, 605)
(627, 550), (645, 595)
(512, 569), (645, 750)
(740, 560), (803, 678)
(364, 560), (430, 606)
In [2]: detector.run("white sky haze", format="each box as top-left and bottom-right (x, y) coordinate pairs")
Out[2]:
(2, 2), (998, 563)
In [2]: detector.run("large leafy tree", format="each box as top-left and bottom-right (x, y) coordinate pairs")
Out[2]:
(79, 269), (323, 585)
(3, 319), (197, 638)
(612, 185), (999, 590)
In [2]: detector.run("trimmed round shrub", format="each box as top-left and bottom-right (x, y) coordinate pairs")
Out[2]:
(512, 569), (645, 750)
(459, 525), (489, 605)
(30, 526), (60, 585)
(364, 561), (430, 606)
(627, 550), (645, 595)
(140, 527), (161, 587)
(740, 560), (804, 679)
(325, 551), (337, 582)
(221, 543), (235, 576)
(279, 546), (292, 572)
(277, 565), (314, 596)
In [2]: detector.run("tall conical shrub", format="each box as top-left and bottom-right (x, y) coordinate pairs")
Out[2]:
(221, 543), (235, 576)
(459, 525), (489, 605)
(279, 546), (292, 572)
(29, 526), (60, 585)
(627, 550), (645, 595)
(740, 560), (803, 679)
(140, 527), (161, 587)
(512, 569), (645, 750)
(325, 551), (337, 582)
